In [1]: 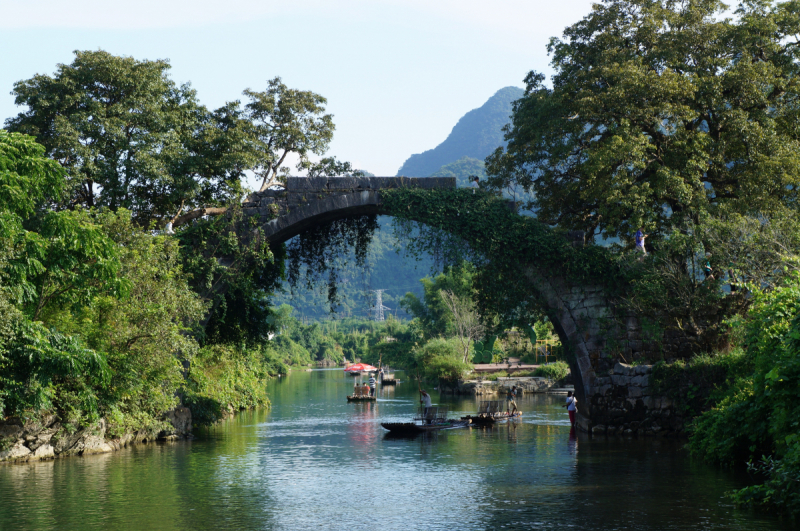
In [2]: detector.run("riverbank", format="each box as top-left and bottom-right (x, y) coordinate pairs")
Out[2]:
(0, 406), (192, 464)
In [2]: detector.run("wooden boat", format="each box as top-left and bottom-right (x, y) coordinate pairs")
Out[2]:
(379, 366), (398, 385)
(461, 401), (522, 425)
(381, 407), (471, 436)
(381, 419), (470, 435)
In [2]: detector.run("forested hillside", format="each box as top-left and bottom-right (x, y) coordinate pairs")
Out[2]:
(396, 86), (523, 177)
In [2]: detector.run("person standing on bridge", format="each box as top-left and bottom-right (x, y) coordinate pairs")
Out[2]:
(470, 176), (480, 193)
(564, 391), (578, 427)
(635, 227), (647, 256)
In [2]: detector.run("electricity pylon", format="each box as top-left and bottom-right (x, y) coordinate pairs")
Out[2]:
(369, 289), (391, 321)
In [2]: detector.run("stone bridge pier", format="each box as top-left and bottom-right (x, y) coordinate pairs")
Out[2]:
(525, 271), (688, 437)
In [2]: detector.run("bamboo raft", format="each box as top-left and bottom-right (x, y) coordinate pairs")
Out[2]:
(461, 401), (523, 425)
(347, 386), (376, 402)
(381, 407), (471, 436)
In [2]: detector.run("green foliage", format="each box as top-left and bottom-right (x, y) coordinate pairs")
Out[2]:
(487, 0), (800, 242)
(431, 157), (487, 187)
(286, 216), (378, 311)
(243, 77), (335, 191)
(6, 50), (251, 224)
(183, 343), (279, 425)
(0, 319), (108, 423)
(0, 130), (66, 227)
(267, 309), (414, 368)
(623, 212), (800, 352)
(651, 349), (752, 418)
(18, 209), (124, 321)
(383, 187), (621, 327)
(271, 335), (313, 366)
(472, 335), (497, 364)
(273, 216), (435, 320)
(175, 205), (280, 345)
(414, 337), (471, 383)
(688, 272), (800, 518)
(532, 361), (570, 381)
(479, 370), (508, 381)
(400, 262), (477, 339)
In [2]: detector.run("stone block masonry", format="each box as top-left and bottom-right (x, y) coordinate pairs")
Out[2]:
(588, 362), (684, 437)
(242, 176), (456, 243)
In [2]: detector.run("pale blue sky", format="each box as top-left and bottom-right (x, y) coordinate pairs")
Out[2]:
(1, 0), (596, 179)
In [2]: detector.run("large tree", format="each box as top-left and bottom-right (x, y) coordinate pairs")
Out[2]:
(244, 77), (335, 191)
(5, 50), (251, 226)
(5, 52), (339, 227)
(486, 0), (800, 243)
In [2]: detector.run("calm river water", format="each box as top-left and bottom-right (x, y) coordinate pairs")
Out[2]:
(0, 368), (792, 530)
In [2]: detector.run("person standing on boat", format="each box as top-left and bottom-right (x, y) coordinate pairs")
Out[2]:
(506, 386), (518, 416)
(420, 388), (433, 423)
(368, 373), (377, 397)
(564, 391), (577, 427)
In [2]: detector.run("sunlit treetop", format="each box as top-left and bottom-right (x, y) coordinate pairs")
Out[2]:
(486, 0), (800, 242)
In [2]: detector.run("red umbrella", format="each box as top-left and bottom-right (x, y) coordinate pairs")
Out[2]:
(344, 363), (378, 372)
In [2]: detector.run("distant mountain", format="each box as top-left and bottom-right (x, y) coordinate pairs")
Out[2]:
(396, 86), (524, 177)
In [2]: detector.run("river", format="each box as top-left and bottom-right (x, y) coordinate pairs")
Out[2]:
(0, 369), (791, 530)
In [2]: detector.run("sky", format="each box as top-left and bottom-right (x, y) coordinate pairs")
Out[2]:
(0, 0), (597, 179)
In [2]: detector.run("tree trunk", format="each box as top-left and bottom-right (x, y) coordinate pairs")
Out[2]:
(172, 207), (228, 228)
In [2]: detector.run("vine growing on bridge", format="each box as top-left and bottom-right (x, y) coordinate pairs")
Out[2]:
(285, 215), (379, 312)
(380, 188), (627, 328)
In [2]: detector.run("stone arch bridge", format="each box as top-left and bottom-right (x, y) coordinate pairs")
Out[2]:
(239, 176), (684, 437)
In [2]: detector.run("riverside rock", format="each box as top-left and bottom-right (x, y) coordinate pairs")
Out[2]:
(0, 404), (195, 463)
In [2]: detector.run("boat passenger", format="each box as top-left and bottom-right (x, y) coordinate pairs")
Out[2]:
(368, 374), (377, 397)
(361, 383), (370, 397)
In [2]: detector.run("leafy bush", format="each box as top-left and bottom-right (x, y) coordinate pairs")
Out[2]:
(480, 371), (508, 381)
(651, 349), (752, 418)
(533, 361), (570, 381)
(183, 344), (278, 425)
(0, 319), (108, 424)
(688, 272), (800, 518)
(414, 337), (471, 383)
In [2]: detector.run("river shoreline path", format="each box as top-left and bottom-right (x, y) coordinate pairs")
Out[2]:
(0, 368), (790, 530)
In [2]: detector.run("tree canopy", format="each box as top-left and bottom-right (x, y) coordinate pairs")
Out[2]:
(5, 51), (338, 226)
(486, 0), (800, 243)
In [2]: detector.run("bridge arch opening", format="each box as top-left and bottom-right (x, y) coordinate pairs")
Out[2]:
(240, 177), (643, 418)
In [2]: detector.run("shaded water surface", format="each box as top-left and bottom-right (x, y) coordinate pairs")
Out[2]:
(0, 369), (790, 530)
